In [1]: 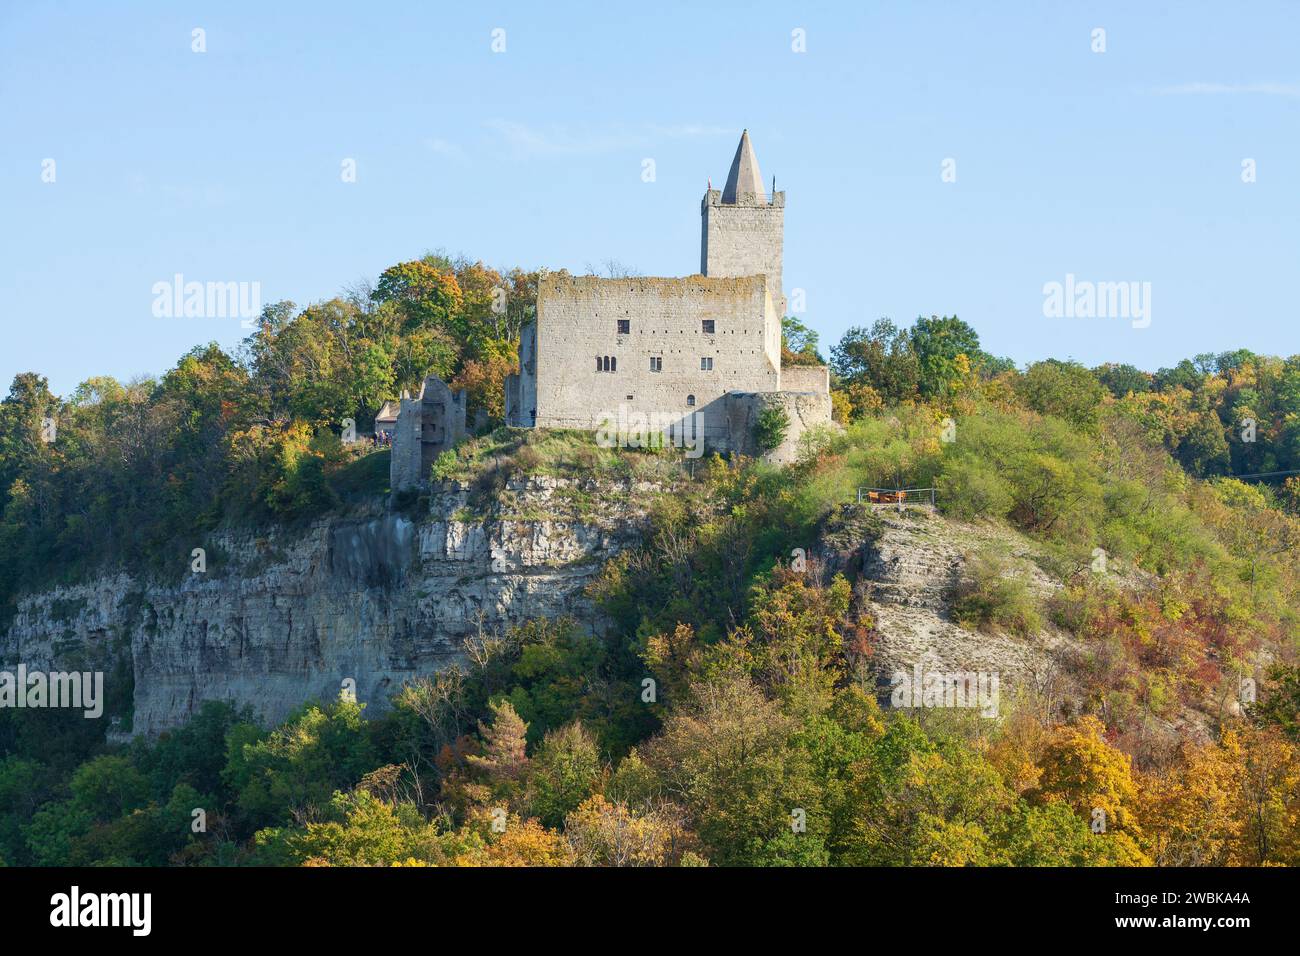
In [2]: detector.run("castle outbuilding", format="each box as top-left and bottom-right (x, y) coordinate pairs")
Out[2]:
(373, 400), (400, 438)
(504, 130), (831, 462)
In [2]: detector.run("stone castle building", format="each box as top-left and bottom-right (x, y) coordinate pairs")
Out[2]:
(391, 130), (832, 489)
(504, 130), (831, 462)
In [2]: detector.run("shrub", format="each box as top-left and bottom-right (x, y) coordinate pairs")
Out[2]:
(951, 549), (1043, 636)
(940, 459), (1013, 520)
(512, 443), (544, 474)
(754, 406), (791, 453)
(430, 449), (460, 482)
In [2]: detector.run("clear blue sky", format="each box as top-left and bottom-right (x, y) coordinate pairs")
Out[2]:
(2, 1), (1297, 396)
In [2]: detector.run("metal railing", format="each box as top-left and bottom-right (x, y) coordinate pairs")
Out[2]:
(856, 487), (937, 511)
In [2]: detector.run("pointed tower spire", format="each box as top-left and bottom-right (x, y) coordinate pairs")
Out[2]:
(721, 129), (765, 203)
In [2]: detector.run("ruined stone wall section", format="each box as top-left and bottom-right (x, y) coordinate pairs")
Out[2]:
(391, 376), (466, 491)
(726, 389), (834, 464)
(505, 322), (537, 427)
(390, 396), (423, 491)
(779, 364), (831, 395)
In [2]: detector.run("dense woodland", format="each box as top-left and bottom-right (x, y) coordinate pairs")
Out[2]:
(2, 253), (1300, 866)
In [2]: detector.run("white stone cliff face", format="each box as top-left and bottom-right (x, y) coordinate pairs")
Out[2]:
(1, 477), (651, 737)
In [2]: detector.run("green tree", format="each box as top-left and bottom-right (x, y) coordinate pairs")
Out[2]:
(909, 315), (981, 399)
(781, 316), (822, 365)
(1014, 360), (1107, 430)
(372, 260), (464, 334)
(527, 721), (603, 828)
(831, 319), (919, 406)
(754, 405), (790, 453)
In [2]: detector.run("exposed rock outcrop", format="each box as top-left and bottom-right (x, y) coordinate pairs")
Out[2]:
(2, 477), (653, 737)
(816, 504), (1085, 708)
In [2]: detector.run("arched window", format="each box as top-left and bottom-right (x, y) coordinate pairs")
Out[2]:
(686, 394), (696, 407)
(596, 356), (602, 372)
(610, 356), (617, 372)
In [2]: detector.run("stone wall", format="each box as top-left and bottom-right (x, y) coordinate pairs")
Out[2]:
(504, 321), (537, 427)
(726, 389), (834, 464)
(779, 364), (830, 394)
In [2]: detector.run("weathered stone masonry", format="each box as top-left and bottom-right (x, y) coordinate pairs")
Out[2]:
(390, 375), (467, 491)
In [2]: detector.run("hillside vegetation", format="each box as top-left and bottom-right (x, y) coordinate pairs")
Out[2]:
(2, 272), (1300, 866)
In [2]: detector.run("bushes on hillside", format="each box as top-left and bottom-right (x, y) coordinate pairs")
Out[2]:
(950, 548), (1043, 636)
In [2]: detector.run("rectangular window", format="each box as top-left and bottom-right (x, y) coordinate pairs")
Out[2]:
(649, 356), (662, 372)
(701, 320), (715, 334)
(700, 357), (713, 371)
(617, 319), (630, 334)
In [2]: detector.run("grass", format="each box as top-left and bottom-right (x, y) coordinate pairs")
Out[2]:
(330, 447), (391, 502)
(432, 427), (694, 489)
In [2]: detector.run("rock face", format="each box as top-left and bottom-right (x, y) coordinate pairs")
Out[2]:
(816, 504), (1083, 707)
(864, 512), (1074, 682)
(1, 477), (652, 737)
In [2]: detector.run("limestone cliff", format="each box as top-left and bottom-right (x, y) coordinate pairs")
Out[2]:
(1, 477), (652, 737)
(814, 504), (1215, 741)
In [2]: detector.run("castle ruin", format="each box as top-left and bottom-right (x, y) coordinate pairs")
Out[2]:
(505, 130), (832, 462)
(390, 375), (467, 491)
(393, 130), (832, 490)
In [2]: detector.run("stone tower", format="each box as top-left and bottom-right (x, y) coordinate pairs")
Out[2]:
(700, 130), (786, 316)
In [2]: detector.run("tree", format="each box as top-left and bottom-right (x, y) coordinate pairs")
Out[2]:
(909, 314), (981, 399)
(642, 675), (801, 865)
(1231, 727), (1300, 864)
(463, 817), (573, 867)
(1177, 409), (1231, 476)
(744, 572), (852, 713)
(1094, 363), (1152, 399)
(69, 755), (151, 823)
(1143, 739), (1242, 865)
(372, 260), (464, 334)
(1029, 716), (1143, 843)
(781, 316), (822, 366)
(1014, 360), (1106, 430)
(450, 352), (517, 425)
(223, 696), (377, 830)
(754, 405), (790, 453)
(1253, 663), (1300, 741)
(464, 699), (530, 804)
(257, 788), (451, 867)
(564, 795), (691, 866)
(527, 721), (603, 828)
(830, 319), (919, 406)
